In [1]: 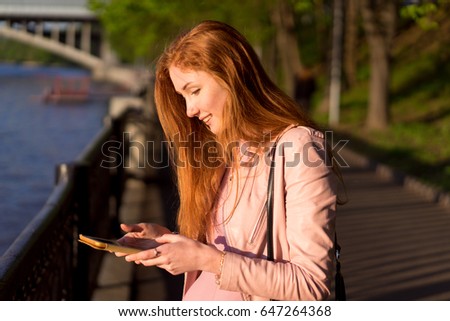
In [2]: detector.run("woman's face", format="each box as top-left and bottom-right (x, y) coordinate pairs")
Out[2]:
(169, 66), (228, 135)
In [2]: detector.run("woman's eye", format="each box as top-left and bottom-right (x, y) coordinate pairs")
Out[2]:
(192, 89), (200, 96)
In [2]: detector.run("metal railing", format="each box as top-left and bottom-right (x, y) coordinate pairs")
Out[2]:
(0, 106), (141, 300)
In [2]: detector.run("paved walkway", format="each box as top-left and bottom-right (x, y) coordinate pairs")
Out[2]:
(337, 149), (450, 300)
(92, 142), (450, 301)
(91, 176), (183, 301)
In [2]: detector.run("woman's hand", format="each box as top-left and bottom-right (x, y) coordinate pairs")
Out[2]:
(114, 223), (171, 257)
(120, 222), (171, 239)
(123, 233), (223, 276)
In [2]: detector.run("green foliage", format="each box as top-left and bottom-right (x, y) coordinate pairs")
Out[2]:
(292, 0), (332, 67)
(292, 0), (315, 13)
(400, 0), (450, 30)
(88, 0), (333, 66)
(401, 2), (438, 30)
(88, 0), (274, 63)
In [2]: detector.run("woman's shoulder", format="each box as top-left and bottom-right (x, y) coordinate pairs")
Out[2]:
(276, 124), (325, 145)
(274, 125), (331, 172)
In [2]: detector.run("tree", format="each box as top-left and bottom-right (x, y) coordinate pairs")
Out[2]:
(361, 0), (398, 130)
(328, 0), (344, 125)
(292, 0), (334, 114)
(271, 0), (304, 96)
(343, 0), (360, 89)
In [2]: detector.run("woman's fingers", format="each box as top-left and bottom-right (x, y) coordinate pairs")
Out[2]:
(120, 234), (209, 275)
(155, 232), (182, 244)
(120, 223), (143, 233)
(125, 246), (162, 263)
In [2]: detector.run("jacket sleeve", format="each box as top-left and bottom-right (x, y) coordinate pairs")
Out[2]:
(219, 127), (337, 300)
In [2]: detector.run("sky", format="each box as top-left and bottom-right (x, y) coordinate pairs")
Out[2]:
(0, 0), (94, 18)
(0, 0), (88, 5)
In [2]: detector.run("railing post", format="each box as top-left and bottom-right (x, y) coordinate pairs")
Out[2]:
(55, 163), (71, 185)
(105, 109), (131, 237)
(72, 162), (91, 300)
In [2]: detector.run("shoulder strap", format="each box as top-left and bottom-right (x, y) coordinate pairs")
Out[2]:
(266, 129), (287, 262)
(266, 143), (276, 262)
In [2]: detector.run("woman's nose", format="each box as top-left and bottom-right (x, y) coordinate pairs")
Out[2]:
(186, 101), (199, 118)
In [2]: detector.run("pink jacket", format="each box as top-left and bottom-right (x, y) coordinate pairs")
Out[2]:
(184, 126), (337, 301)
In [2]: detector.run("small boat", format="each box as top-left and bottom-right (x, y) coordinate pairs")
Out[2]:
(42, 76), (91, 103)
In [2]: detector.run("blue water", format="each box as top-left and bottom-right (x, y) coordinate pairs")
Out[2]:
(0, 63), (123, 255)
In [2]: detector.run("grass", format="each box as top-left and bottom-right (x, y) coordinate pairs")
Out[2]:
(313, 19), (450, 192)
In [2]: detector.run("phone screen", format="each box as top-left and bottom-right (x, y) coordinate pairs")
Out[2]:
(78, 234), (160, 254)
(85, 236), (123, 246)
(78, 234), (143, 254)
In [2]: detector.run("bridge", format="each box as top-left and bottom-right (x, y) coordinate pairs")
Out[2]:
(0, 0), (147, 93)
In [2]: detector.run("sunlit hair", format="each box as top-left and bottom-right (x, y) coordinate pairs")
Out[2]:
(154, 20), (336, 241)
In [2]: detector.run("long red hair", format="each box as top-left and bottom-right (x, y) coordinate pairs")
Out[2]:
(154, 20), (318, 242)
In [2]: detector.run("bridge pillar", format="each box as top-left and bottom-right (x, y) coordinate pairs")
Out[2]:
(67, 22), (76, 48)
(35, 21), (44, 37)
(81, 22), (91, 53)
(51, 23), (60, 42)
(18, 21), (26, 32)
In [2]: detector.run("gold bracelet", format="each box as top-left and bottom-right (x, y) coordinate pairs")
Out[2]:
(215, 251), (227, 286)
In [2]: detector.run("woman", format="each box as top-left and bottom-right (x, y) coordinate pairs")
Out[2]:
(116, 20), (343, 301)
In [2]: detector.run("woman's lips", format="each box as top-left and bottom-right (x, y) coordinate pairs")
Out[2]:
(202, 114), (212, 125)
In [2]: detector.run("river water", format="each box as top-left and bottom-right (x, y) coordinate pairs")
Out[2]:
(0, 63), (126, 256)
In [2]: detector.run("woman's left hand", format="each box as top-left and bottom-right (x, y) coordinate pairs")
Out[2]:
(123, 233), (222, 275)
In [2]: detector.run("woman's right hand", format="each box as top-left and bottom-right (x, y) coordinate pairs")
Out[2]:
(120, 222), (171, 239)
(114, 223), (171, 257)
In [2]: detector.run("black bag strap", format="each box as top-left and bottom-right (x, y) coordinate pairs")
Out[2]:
(334, 234), (347, 300)
(266, 140), (346, 300)
(266, 142), (276, 262)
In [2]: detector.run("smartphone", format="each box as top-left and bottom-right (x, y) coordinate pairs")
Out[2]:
(78, 234), (143, 254)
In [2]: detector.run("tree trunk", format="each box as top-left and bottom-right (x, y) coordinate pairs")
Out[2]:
(344, 0), (359, 89)
(315, 0), (330, 66)
(315, 0), (334, 114)
(270, 0), (303, 97)
(261, 36), (278, 83)
(329, 0), (345, 125)
(361, 0), (397, 130)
